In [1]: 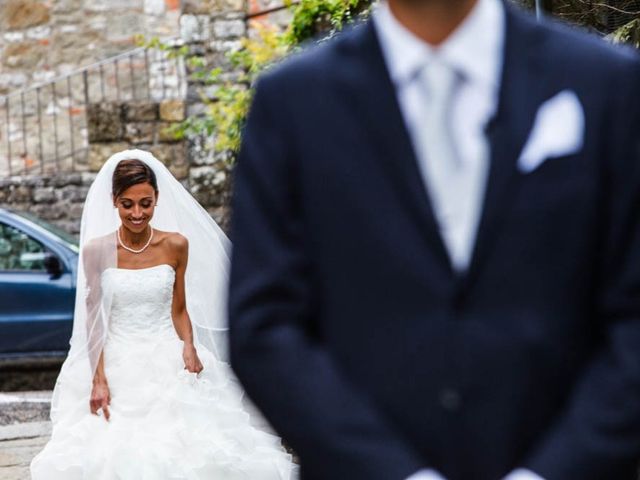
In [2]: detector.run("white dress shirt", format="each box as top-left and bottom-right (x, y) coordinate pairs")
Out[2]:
(373, 0), (544, 479)
(374, 0), (502, 271)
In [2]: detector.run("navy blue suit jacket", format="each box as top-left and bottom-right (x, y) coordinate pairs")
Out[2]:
(229, 5), (640, 480)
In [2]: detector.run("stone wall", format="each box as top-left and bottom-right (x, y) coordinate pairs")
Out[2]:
(0, 172), (94, 234)
(180, 0), (249, 229)
(86, 98), (188, 178)
(0, 0), (182, 95)
(0, 0), (291, 235)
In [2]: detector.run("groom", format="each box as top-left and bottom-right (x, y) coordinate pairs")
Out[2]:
(228, 0), (640, 479)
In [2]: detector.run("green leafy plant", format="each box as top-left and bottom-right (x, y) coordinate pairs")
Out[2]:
(609, 18), (640, 48)
(169, 0), (373, 163)
(285, 0), (372, 45)
(164, 24), (290, 160)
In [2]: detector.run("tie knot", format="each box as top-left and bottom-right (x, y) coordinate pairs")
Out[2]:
(422, 60), (460, 102)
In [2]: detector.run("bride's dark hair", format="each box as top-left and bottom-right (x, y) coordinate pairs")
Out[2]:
(112, 159), (158, 198)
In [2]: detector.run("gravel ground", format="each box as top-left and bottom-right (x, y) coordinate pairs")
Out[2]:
(0, 392), (53, 480)
(0, 421), (51, 480)
(0, 392), (52, 427)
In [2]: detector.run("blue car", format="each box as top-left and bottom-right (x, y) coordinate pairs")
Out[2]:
(0, 209), (78, 359)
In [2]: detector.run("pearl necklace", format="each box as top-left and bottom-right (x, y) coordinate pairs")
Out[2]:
(117, 226), (154, 254)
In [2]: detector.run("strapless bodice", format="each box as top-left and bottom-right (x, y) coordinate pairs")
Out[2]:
(101, 264), (176, 340)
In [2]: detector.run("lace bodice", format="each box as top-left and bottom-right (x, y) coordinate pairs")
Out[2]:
(102, 264), (176, 340)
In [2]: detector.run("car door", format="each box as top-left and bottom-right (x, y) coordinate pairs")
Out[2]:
(0, 221), (74, 355)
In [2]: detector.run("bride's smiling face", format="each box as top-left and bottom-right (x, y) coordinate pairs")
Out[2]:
(114, 182), (158, 234)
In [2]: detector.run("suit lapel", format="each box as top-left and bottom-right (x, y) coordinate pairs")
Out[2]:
(343, 22), (454, 276)
(341, 8), (553, 284)
(463, 6), (551, 288)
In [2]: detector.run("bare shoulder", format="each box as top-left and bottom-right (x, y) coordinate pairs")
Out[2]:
(156, 230), (188, 253)
(83, 232), (115, 261)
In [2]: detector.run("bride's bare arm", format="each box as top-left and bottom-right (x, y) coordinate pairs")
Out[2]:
(83, 239), (110, 420)
(90, 352), (110, 420)
(170, 234), (204, 374)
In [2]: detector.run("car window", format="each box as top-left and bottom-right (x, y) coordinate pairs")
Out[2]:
(0, 223), (48, 271)
(13, 211), (79, 253)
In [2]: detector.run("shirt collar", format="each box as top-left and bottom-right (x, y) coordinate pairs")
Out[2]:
(373, 0), (505, 91)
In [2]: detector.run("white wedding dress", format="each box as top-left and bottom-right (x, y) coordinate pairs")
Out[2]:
(31, 264), (295, 480)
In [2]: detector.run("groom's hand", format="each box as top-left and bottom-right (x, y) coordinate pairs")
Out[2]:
(406, 467), (545, 480)
(503, 469), (545, 480)
(406, 469), (447, 480)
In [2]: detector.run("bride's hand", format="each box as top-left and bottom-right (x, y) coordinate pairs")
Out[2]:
(183, 343), (204, 374)
(90, 377), (111, 421)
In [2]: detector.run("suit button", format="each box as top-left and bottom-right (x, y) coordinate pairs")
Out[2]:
(439, 388), (462, 412)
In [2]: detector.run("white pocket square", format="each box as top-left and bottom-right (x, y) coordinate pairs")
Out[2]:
(517, 89), (585, 174)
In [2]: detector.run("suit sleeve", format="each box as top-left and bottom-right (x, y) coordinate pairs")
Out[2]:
(228, 77), (426, 480)
(525, 59), (640, 480)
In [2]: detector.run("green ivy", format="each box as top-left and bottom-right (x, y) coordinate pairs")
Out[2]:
(285, 0), (372, 45)
(162, 0), (373, 164)
(609, 18), (640, 49)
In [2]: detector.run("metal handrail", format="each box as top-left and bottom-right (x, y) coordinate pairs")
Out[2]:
(245, 1), (299, 19)
(0, 47), (147, 102)
(0, 40), (186, 177)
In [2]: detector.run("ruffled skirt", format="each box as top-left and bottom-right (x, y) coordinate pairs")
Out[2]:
(30, 330), (295, 480)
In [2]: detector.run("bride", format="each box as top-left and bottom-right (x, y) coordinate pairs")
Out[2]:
(30, 149), (295, 479)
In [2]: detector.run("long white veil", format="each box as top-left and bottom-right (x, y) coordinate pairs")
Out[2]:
(50, 149), (231, 423)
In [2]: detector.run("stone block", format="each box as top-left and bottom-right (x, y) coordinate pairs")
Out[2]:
(186, 102), (207, 118)
(33, 186), (55, 203)
(58, 24), (78, 33)
(247, 0), (280, 14)
(172, 142), (188, 165)
(52, 0), (84, 14)
(159, 99), (185, 122)
(144, 144), (187, 179)
(3, 31), (24, 42)
(88, 142), (129, 172)
(208, 39), (242, 53)
(52, 173), (83, 187)
(165, 0), (180, 11)
(32, 203), (65, 220)
(87, 103), (123, 142)
(145, 144), (171, 166)
(180, 14), (211, 42)
(56, 219), (81, 234)
(68, 203), (85, 217)
(212, 18), (246, 39)
(2, 41), (44, 69)
(80, 172), (97, 184)
(124, 122), (155, 144)
(25, 25), (50, 39)
(144, 0), (165, 15)
(105, 13), (144, 43)
(124, 102), (158, 122)
(21, 176), (46, 187)
(157, 122), (181, 142)
(54, 185), (88, 202)
(1, 0), (51, 30)
(0, 72), (28, 89)
(50, 30), (102, 64)
(184, 0), (244, 13)
(83, 0), (143, 13)
(169, 162), (189, 180)
(8, 185), (32, 203)
(187, 133), (216, 166)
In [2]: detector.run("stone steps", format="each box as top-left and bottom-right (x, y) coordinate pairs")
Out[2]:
(0, 391), (52, 479)
(0, 422), (51, 480)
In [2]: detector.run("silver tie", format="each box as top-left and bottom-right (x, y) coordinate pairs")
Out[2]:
(416, 61), (483, 272)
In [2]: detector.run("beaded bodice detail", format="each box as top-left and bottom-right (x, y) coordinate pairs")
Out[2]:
(102, 264), (176, 340)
